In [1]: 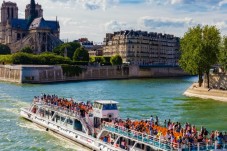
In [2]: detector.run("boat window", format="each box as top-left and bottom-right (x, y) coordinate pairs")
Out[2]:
(97, 104), (102, 109)
(61, 116), (65, 122)
(67, 118), (73, 125)
(94, 103), (98, 108)
(56, 115), (60, 122)
(102, 104), (117, 110)
(45, 110), (49, 116)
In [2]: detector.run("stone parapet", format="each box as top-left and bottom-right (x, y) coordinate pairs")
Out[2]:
(0, 65), (188, 84)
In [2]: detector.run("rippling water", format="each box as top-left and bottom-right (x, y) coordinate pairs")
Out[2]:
(0, 76), (227, 150)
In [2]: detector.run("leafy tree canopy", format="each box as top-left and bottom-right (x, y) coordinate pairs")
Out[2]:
(180, 25), (221, 87)
(110, 55), (123, 65)
(53, 42), (81, 59)
(219, 37), (227, 72)
(73, 47), (89, 62)
(89, 56), (111, 64)
(0, 44), (11, 55)
(20, 46), (33, 53)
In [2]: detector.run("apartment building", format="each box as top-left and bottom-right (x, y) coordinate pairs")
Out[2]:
(103, 30), (180, 66)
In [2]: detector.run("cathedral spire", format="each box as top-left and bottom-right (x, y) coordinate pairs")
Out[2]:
(27, 0), (37, 25)
(30, 0), (36, 20)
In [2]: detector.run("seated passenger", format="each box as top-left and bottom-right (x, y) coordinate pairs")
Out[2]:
(216, 132), (224, 149)
(103, 136), (108, 143)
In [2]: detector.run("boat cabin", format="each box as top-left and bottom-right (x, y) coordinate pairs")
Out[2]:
(92, 100), (119, 128)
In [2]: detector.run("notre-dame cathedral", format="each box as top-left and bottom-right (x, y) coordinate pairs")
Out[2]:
(0, 0), (63, 53)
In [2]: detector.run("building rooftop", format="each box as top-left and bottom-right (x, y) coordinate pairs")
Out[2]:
(94, 100), (119, 104)
(29, 17), (50, 30)
(11, 19), (28, 30)
(10, 17), (59, 31)
(109, 30), (178, 39)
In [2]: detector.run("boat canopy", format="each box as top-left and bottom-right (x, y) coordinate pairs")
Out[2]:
(94, 100), (118, 105)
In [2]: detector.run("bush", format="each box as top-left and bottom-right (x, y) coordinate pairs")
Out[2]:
(0, 52), (72, 65)
(61, 64), (83, 77)
(89, 56), (111, 65)
(72, 61), (89, 66)
(0, 44), (11, 55)
(11, 52), (34, 64)
(0, 55), (12, 64)
(20, 46), (33, 53)
(110, 55), (123, 65)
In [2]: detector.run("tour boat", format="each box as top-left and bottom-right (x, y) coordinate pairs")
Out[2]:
(20, 96), (226, 151)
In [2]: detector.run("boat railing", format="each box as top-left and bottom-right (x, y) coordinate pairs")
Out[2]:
(35, 102), (93, 134)
(35, 101), (81, 117)
(103, 122), (227, 151)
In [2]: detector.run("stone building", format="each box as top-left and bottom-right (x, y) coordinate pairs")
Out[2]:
(103, 30), (180, 66)
(0, 0), (62, 53)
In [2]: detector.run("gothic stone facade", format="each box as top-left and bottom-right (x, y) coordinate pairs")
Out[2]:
(103, 30), (180, 66)
(0, 0), (62, 53)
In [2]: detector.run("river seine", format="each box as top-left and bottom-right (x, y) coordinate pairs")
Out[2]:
(0, 76), (227, 151)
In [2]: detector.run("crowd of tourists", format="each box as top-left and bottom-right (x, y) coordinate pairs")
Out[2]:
(32, 94), (227, 150)
(33, 94), (92, 117)
(105, 115), (227, 150)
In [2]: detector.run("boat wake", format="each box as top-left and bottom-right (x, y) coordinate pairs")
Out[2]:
(0, 107), (20, 115)
(17, 121), (90, 151)
(48, 131), (91, 151)
(17, 122), (45, 132)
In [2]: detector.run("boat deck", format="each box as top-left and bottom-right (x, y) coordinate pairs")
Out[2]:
(103, 123), (227, 151)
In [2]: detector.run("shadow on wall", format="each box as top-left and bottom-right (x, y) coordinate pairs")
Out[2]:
(205, 74), (227, 90)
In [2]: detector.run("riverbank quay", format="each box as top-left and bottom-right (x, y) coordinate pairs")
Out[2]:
(0, 65), (189, 84)
(184, 83), (227, 102)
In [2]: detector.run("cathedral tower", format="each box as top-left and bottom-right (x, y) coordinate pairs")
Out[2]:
(25, 0), (43, 20)
(1, 1), (18, 25)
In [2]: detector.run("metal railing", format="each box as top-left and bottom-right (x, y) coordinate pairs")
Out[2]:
(34, 101), (92, 134)
(103, 122), (227, 151)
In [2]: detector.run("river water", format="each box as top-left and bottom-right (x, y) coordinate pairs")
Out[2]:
(0, 77), (227, 151)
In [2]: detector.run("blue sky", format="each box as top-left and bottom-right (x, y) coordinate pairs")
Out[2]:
(15, 0), (227, 42)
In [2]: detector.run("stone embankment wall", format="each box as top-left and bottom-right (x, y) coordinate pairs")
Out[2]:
(203, 73), (227, 90)
(0, 65), (22, 83)
(0, 65), (188, 84)
(130, 66), (187, 77)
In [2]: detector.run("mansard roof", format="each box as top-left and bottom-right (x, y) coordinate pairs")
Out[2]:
(111, 30), (178, 39)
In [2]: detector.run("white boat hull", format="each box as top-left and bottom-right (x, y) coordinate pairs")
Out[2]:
(20, 108), (119, 151)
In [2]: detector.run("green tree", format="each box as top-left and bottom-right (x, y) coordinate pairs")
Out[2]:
(110, 55), (123, 65)
(53, 42), (81, 59)
(90, 56), (105, 64)
(73, 47), (89, 62)
(0, 44), (11, 54)
(219, 37), (227, 72)
(20, 46), (33, 53)
(180, 25), (221, 87)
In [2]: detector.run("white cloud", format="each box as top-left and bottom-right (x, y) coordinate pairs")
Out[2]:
(50, 0), (119, 10)
(139, 16), (194, 29)
(104, 20), (131, 32)
(146, 0), (183, 5)
(170, 0), (183, 4)
(8, 0), (227, 42)
(214, 21), (227, 30)
(218, 0), (227, 7)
